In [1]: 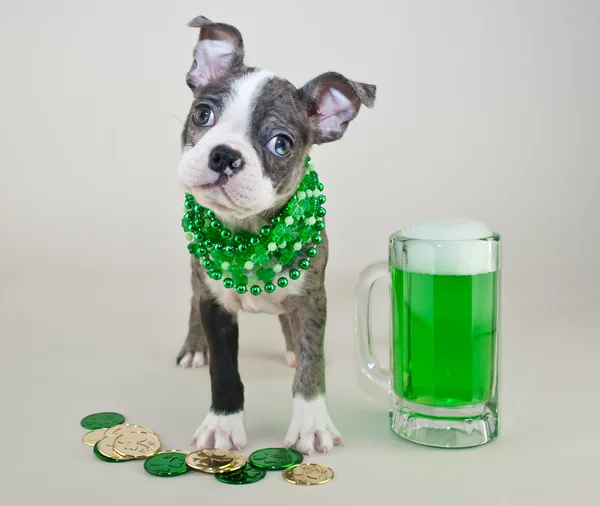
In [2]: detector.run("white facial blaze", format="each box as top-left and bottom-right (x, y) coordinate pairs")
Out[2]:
(178, 70), (277, 220)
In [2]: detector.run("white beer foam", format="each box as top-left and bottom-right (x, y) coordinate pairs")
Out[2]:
(394, 218), (498, 275)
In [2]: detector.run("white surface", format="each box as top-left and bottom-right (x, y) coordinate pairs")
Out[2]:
(1, 0), (599, 504)
(3, 267), (600, 504)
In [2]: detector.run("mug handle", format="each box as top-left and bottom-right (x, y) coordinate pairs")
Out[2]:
(354, 261), (390, 390)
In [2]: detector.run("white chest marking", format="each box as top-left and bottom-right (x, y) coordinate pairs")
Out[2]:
(206, 274), (302, 315)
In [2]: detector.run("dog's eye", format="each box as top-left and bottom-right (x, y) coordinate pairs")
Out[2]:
(266, 135), (293, 157)
(192, 105), (215, 127)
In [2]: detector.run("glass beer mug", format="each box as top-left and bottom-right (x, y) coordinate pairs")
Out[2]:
(354, 218), (500, 448)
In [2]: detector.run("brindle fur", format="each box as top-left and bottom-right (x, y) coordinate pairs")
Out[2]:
(176, 15), (375, 430)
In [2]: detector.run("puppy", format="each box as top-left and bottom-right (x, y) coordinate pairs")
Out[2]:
(176, 15), (376, 455)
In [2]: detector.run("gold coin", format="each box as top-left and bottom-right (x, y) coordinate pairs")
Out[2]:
(282, 463), (334, 486)
(216, 453), (247, 474)
(105, 424), (156, 438)
(157, 449), (191, 455)
(82, 428), (107, 447)
(113, 432), (162, 459)
(185, 449), (236, 473)
(97, 435), (133, 461)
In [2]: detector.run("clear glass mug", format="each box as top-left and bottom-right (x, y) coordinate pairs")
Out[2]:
(354, 218), (501, 448)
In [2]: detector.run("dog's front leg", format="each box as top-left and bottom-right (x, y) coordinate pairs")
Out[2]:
(191, 296), (247, 451)
(283, 291), (343, 454)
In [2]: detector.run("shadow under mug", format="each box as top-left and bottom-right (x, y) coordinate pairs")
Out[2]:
(354, 219), (501, 448)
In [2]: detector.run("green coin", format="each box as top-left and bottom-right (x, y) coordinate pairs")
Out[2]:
(248, 448), (303, 470)
(80, 412), (125, 430)
(144, 452), (190, 477)
(93, 442), (128, 463)
(215, 464), (267, 485)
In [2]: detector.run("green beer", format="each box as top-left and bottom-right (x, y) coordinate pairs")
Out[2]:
(391, 269), (498, 408)
(355, 218), (500, 448)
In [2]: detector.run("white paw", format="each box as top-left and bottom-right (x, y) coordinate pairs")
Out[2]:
(284, 395), (343, 454)
(179, 351), (207, 368)
(286, 351), (296, 368)
(192, 412), (247, 451)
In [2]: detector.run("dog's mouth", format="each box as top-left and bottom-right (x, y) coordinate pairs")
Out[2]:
(200, 184), (240, 208)
(190, 184), (255, 220)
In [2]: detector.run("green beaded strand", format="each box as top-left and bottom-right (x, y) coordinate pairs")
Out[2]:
(181, 156), (324, 294)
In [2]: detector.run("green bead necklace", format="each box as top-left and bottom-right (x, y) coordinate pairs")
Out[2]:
(182, 156), (326, 296)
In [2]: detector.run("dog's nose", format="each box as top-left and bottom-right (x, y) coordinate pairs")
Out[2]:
(208, 145), (244, 173)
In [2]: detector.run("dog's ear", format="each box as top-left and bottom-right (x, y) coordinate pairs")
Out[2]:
(297, 72), (376, 144)
(185, 15), (245, 92)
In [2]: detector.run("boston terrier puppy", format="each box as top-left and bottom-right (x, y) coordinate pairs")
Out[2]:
(176, 15), (376, 455)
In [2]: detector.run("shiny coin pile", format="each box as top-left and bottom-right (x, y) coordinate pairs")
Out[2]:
(185, 448), (265, 484)
(81, 412), (163, 463)
(81, 412), (334, 486)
